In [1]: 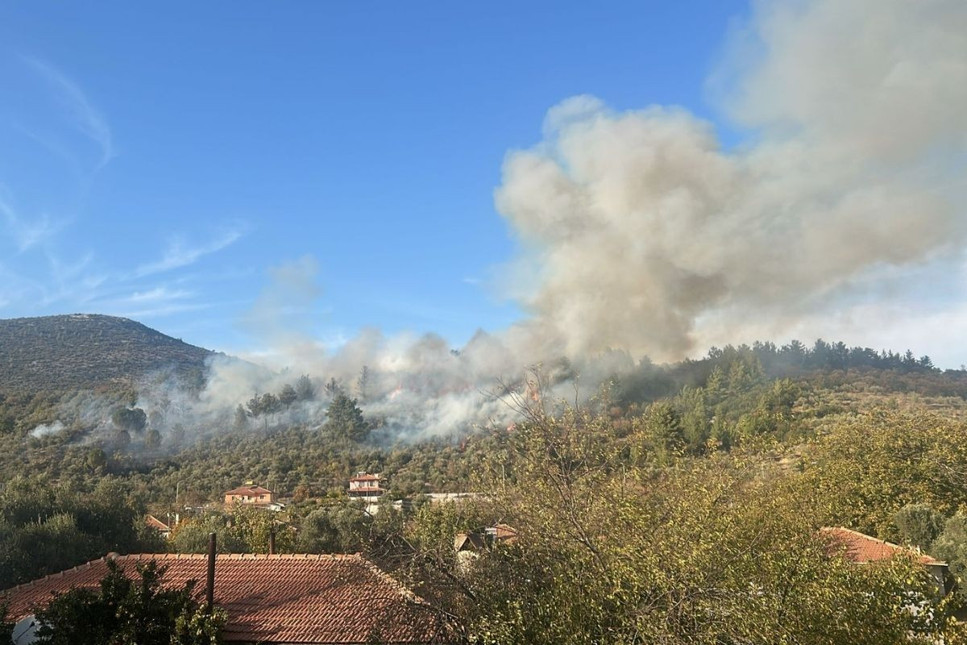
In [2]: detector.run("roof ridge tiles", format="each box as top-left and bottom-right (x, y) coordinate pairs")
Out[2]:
(825, 526), (898, 546)
(823, 526), (913, 552)
(3, 556), (105, 595)
(1, 552), (376, 595)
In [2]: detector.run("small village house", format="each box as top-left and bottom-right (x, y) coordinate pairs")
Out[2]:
(224, 484), (276, 509)
(348, 472), (384, 515)
(454, 523), (518, 553)
(454, 523), (518, 572)
(144, 514), (172, 539)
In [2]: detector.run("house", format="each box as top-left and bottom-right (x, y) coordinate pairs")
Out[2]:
(348, 472), (384, 498)
(348, 473), (384, 514)
(2, 553), (454, 644)
(483, 523), (518, 545)
(454, 523), (518, 553)
(224, 484), (276, 508)
(454, 523), (518, 572)
(821, 527), (949, 592)
(144, 514), (172, 539)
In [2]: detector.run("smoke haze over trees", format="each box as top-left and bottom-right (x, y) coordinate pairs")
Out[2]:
(115, 0), (964, 444)
(1, 0), (962, 448)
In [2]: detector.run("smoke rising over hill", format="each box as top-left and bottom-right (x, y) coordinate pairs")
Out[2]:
(27, 0), (966, 445)
(180, 0), (967, 440)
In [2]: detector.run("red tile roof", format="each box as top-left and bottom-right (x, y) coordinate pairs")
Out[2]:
(145, 515), (171, 532)
(490, 524), (517, 543)
(349, 474), (381, 482)
(1, 554), (452, 644)
(224, 485), (273, 496)
(820, 527), (946, 566)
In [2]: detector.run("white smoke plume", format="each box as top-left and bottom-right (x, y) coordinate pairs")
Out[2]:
(496, 0), (967, 361)
(190, 261), (546, 441)
(30, 420), (65, 439)
(115, 0), (967, 443)
(127, 253), (633, 443)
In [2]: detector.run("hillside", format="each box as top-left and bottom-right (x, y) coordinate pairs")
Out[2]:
(0, 314), (214, 392)
(3, 331), (967, 641)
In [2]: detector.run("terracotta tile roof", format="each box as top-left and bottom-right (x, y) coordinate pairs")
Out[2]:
(820, 527), (946, 566)
(145, 515), (171, 532)
(453, 532), (486, 552)
(454, 524), (518, 552)
(349, 474), (381, 482)
(1, 554), (453, 644)
(224, 485), (273, 496)
(490, 524), (517, 543)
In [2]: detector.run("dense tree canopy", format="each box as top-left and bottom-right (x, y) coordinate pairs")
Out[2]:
(33, 560), (224, 645)
(111, 407), (147, 434)
(431, 404), (965, 644)
(0, 478), (162, 590)
(324, 393), (370, 442)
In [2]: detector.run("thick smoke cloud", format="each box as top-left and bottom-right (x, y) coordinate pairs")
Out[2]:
(166, 254), (635, 443)
(197, 282), (542, 441)
(89, 0), (967, 445)
(496, 0), (967, 361)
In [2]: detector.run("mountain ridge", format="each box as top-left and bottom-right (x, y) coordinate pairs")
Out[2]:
(0, 314), (215, 392)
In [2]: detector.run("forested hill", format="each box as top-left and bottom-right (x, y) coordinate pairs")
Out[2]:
(0, 314), (213, 392)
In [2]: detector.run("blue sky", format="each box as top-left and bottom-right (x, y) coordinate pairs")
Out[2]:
(4, 1), (966, 369)
(0, 2), (747, 352)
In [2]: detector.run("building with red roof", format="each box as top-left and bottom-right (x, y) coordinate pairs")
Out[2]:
(348, 472), (385, 515)
(2, 553), (454, 644)
(144, 514), (172, 539)
(348, 472), (384, 496)
(821, 527), (948, 592)
(224, 484), (276, 509)
(454, 524), (518, 573)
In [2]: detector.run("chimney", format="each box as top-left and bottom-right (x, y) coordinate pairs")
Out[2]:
(206, 532), (216, 612)
(269, 529), (276, 556)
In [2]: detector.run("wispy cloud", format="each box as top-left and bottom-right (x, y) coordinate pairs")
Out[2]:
(0, 191), (65, 252)
(72, 281), (205, 320)
(127, 286), (195, 304)
(135, 227), (246, 278)
(23, 57), (115, 170)
(14, 124), (86, 179)
(114, 302), (214, 320)
(36, 251), (100, 307)
(0, 263), (34, 308)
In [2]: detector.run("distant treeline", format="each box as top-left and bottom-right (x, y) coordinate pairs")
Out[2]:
(614, 339), (955, 406)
